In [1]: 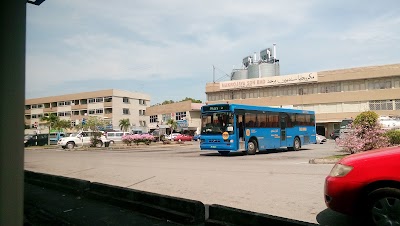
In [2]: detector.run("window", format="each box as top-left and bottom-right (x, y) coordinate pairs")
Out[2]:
(123, 108), (130, 115)
(71, 120), (76, 127)
(31, 114), (37, 119)
(369, 100), (394, 111)
(395, 100), (400, 110)
(37, 104), (44, 108)
(31, 104), (38, 109)
(96, 109), (103, 114)
(369, 79), (392, 90)
(162, 114), (171, 122)
(64, 101), (71, 106)
(150, 115), (158, 123)
(95, 97), (103, 103)
(64, 111), (71, 116)
(88, 98), (95, 103)
(139, 99), (146, 105)
(175, 112), (186, 121)
(58, 112), (65, 116)
(104, 96), (112, 102)
(88, 109), (95, 115)
(142, 110), (146, 115)
(123, 97), (129, 103)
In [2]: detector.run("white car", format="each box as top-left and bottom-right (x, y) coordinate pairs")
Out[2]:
(316, 134), (327, 144)
(57, 131), (109, 149)
(165, 133), (180, 140)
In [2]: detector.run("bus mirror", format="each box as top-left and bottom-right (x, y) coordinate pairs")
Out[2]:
(227, 126), (233, 132)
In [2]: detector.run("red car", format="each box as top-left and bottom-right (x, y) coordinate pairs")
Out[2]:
(173, 134), (193, 141)
(325, 146), (400, 225)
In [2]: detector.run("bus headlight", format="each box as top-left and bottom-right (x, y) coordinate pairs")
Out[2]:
(230, 139), (234, 143)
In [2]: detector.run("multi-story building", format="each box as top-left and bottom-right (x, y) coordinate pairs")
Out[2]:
(25, 89), (150, 133)
(205, 63), (400, 136)
(145, 100), (204, 135)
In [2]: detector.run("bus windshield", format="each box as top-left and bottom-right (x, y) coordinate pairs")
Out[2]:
(201, 112), (234, 135)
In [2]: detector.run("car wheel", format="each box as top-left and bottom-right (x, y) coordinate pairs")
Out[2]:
(66, 142), (75, 150)
(367, 188), (400, 226)
(247, 139), (257, 155)
(218, 151), (230, 156)
(96, 141), (103, 147)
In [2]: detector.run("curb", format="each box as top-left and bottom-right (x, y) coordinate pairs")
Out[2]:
(308, 158), (340, 164)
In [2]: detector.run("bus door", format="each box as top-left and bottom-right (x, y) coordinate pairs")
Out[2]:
(280, 113), (288, 147)
(236, 114), (245, 151)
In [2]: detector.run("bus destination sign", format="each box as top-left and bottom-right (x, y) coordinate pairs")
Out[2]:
(203, 104), (230, 112)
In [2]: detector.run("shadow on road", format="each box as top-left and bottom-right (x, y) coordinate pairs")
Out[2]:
(316, 208), (365, 226)
(200, 148), (312, 157)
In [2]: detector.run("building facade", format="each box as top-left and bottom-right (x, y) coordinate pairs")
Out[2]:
(145, 100), (204, 135)
(205, 63), (400, 136)
(25, 89), (150, 133)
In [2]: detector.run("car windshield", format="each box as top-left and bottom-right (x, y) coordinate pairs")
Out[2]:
(340, 119), (353, 129)
(201, 112), (234, 135)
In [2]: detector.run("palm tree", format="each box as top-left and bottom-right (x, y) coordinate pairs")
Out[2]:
(166, 119), (177, 135)
(119, 118), (131, 132)
(41, 113), (60, 145)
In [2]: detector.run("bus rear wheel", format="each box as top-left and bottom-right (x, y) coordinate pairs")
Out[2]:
(247, 140), (258, 155)
(288, 137), (301, 151)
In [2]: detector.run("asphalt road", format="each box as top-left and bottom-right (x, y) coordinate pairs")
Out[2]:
(24, 140), (364, 225)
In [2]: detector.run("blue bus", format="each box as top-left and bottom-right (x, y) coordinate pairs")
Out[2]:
(200, 104), (316, 155)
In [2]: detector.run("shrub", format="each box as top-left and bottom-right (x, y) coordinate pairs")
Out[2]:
(90, 131), (103, 147)
(353, 111), (379, 127)
(384, 129), (400, 145)
(122, 134), (154, 146)
(336, 122), (390, 154)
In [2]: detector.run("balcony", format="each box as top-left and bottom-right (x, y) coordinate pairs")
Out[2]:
(104, 102), (112, 107)
(43, 107), (56, 113)
(72, 104), (87, 110)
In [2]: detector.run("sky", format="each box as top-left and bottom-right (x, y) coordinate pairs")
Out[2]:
(26, 0), (400, 105)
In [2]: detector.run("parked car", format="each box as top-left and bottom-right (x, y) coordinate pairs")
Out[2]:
(173, 134), (193, 141)
(24, 134), (48, 147)
(324, 146), (400, 225)
(57, 131), (109, 149)
(330, 129), (340, 140)
(316, 134), (327, 144)
(165, 133), (181, 140)
(106, 131), (131, 144)
(193, 134), (201, 141)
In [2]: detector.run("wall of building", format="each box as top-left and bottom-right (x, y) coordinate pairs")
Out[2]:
(205, 63), (400, 137)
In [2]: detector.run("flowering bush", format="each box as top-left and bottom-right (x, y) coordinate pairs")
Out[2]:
(122, 134), (154, 146)
(336, 122), (390, 154)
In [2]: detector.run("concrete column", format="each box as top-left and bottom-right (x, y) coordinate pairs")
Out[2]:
(0, 1), (26, 225)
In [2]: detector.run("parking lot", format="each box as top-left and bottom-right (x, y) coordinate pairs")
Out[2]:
(24, 140), (363, 225)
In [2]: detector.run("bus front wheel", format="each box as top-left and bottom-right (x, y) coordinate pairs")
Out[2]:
(247, 140), (258, 155)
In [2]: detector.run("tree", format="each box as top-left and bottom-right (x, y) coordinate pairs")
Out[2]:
(166, 119), (177, 135)
(82, 116), (106, 132)
(337, 111), (390, 153)
(41, 114), (60, 145)
(54, 119), (72, 131)
(353, 111), (379, 128)
(119, 118), (131, 132)
(181, 97), (202, 103)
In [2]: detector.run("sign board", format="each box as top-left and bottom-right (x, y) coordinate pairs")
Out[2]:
(177, 120), (188, 129)
(219, 72), (318, 90)
(202, 104), (230, 112)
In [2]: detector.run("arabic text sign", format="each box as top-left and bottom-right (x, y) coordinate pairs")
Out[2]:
(219, 72), (318, 90)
